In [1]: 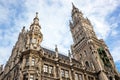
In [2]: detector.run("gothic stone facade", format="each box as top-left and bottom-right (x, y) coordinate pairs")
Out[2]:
(0, 4), (120, 80)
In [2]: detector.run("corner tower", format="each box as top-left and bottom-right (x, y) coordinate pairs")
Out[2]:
(70, 3), (119, 80)
(20, 13), (44, 80)
(25, 12), (43, 50)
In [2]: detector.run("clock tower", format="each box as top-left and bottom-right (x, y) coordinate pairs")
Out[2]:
(70, 3), (119, 80)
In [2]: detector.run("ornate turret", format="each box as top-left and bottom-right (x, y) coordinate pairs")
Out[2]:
(71, 3), (83, 25)
(26, 12), (43, 50)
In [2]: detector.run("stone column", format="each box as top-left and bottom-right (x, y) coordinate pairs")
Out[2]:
(28, 73), (30, 80)
(29, 55), (32, 67)
(71, 68), (74, 80)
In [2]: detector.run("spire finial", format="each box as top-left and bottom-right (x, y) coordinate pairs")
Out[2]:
(55, 45), (58, 59)
(33, 12), (39, 25)
(68, 50), (70, 56)
(68, 50), (72, 65)
(36, 12), (38, 18)
(72, 2), (76, 9)
(55, 45), (58, 52)
(22, 26), (25, 33)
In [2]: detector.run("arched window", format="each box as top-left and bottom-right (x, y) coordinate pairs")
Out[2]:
(31, 58), (35, 66)
(85, 61), (90, 68)
(109, 76), (112, 80)
(84, 50), (87, 56)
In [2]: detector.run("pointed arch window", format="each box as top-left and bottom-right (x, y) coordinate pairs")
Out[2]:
(84, 50), (87, 56)
(85, 61), (90, 69)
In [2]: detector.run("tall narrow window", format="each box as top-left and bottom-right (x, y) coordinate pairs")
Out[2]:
(85, 61), (90, 67)
(49, 66), (53, 74)
(79, 74), (83, 80)
(61, 69), (65, 77)
(43, 64), (48, 72)
(75, 73), (83, 80)
(84, 50), (87, 56)
(65, 70), (69, 78)
(30, 74), (34, 80)
(75, 73), (78, 80)
(26, 58), (29, 66)
(31, 58), (35, 66)
(61, 69), (69, 78)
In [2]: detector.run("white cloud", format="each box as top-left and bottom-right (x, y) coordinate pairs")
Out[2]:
(0, 0), (120, 65)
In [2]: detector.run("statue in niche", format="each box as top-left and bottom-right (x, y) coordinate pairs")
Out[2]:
(97, 47), (112, 67)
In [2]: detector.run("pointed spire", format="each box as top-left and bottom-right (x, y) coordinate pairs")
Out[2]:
(55, 45), (58, 52)
(71, 3), (83, 17)
(69, 20), (73, 29)
(55, 45), (58, 58)
(72, 3), (79, 16)
(33, 12), (39, 25)
(72, 2), (76, 9)
(72, 2), (78, 10)
(68, 50), (71, 57)
(35, 12), (38, 18)
(68, 50), (72, 65)
(22, 26), (25, 33)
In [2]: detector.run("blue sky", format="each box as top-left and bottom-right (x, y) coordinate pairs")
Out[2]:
(0, 0), (120, 72)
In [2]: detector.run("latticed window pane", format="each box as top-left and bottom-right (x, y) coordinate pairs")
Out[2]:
(43, 64), (48, 72)
(49, 66), (53, 74)
(75, 73), (78, 80)
(61, 69), (65, 77)
(31, 58), (35, 66)
(30, 75), (34, 80)
(65, 70), (69, 78)
(79, 74), (82, 80)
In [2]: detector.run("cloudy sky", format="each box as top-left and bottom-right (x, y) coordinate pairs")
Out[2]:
(0, 0), (120, 72)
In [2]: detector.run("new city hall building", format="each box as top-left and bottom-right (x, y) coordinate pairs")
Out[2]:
(0, 4), (120, 80)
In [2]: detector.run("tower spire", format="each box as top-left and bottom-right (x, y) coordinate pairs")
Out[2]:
(26, 12), (43, 50)
(36, 12), (38, 18)
(72, 2), (76, 9)
(33, 12), (39, 25)
(68, 50), (72, 65)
